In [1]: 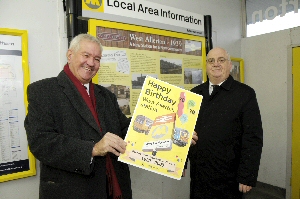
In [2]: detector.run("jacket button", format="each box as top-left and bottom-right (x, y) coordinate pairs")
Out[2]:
(74, 169), (83, 173)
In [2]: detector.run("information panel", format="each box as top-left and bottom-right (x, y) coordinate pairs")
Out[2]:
(0, 28), (36, 183)
(89, 19), (206, 116)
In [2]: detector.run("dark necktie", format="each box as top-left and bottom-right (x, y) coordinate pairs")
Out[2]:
(210, 85), (220, 97)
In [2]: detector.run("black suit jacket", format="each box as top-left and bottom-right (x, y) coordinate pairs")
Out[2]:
(188, 75), (263, 198)
(24, 70), (132, 199)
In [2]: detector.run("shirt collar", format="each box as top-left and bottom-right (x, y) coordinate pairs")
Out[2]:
(83, 83), (89, 93)
(209, 80), (225, 87)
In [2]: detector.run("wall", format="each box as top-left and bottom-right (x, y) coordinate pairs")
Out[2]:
(241, 26), (300, 198)
(0, 0), (243, 198)
(148, 0), (243, 58)
(0, 1), (67, 199)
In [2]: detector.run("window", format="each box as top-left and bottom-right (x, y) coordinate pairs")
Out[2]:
(246, 0), (300, 37)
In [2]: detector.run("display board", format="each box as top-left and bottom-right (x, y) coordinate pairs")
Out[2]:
(0, 28), (36, 182)
(89, 19), (206, 116)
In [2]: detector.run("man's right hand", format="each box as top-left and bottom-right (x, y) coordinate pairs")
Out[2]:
(92, 132), (127, 157)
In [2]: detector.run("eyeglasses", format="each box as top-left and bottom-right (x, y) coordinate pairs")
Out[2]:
(206, 57), (229, 65)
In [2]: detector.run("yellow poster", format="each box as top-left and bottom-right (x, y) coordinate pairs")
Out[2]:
(118, 76), (202, 180)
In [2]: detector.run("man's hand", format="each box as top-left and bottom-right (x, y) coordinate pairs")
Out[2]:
(191, 131), (198, 146)
(182, 169), (186, 177)
(92, 132), (127, 157)
(239, 183), (252, 193)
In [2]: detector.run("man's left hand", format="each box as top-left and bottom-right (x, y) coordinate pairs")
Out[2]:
(191, 131), (198, 146)
(239, 183), (252, 193)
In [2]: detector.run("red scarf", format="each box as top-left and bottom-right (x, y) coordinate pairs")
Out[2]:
(64, 64), (122, 199)
(63, 64), (101, 130)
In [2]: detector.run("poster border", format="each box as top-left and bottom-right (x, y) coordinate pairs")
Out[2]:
(231, 57), (244, 83)
(0, 28), (36, 183)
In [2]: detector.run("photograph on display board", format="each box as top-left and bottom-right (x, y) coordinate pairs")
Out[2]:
(102, 84), (131, 115)
(131, 73), (158, 90)
(230, 57), (244, 83)
(184, 68), (203, 84)
(160, 58), (182, 74)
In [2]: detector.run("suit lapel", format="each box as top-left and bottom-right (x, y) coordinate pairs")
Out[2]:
(57, 72), (101, 134)
(198, 82), (210, 100)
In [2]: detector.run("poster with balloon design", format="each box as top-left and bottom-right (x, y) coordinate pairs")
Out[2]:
(118, 76), (203, 180)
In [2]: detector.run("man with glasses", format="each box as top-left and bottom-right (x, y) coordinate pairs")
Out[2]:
(187, 47), (263, 199)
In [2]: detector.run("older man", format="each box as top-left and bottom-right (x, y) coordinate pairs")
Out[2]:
(25, 34), (132, 199)
(188, 47), (263, 199)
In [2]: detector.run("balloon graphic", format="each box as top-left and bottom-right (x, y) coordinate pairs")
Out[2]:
(177, 92), (185, 117)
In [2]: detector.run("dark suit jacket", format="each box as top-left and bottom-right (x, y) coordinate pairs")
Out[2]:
(188, 75), (263, 198)
(24, 70), (132, 199)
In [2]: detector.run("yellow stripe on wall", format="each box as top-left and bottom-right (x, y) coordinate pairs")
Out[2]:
(292, 46), (300, 199)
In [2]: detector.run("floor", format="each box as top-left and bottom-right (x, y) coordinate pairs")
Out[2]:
(244, 182), (286, 199)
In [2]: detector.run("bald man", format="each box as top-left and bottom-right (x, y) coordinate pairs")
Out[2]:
(187, 47), (263, 199)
